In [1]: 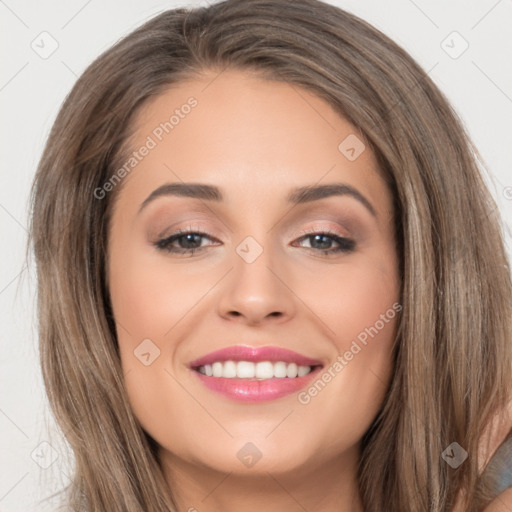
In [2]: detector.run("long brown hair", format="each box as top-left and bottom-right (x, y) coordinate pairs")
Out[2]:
(29, 0), (512, 510)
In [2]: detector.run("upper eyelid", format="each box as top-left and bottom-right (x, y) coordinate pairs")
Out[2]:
(148, 204), (363, 238)
(161, 226), (350, 238)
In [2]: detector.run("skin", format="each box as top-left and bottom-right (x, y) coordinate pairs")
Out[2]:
(483, 487), (512, 512)
(108, 68), (401, 512)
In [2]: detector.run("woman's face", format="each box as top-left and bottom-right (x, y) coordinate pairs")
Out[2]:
(108, 69), (400, 487)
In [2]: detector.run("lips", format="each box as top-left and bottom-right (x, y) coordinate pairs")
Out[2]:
(189, 345), (323, 368)
(189, 345), (324, 403)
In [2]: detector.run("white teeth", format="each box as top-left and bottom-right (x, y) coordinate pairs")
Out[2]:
(212, 362), (223, 377)
(297, 365), (310, 377)
(223, 360), (237, 378)
(196, 360), (314, 379)
(237, 361), (255, 378)
(286, 362), (298, 378)
(255, 361), (273, 379)
(274, 361), (287, 378)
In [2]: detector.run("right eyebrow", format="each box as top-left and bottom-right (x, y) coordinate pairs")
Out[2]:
(139, 183), (222, 214)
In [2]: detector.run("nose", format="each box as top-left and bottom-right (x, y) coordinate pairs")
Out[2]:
(216, 239), (296, 326)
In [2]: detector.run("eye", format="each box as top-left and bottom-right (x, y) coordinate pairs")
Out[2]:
(154, 228), (220, 255)
(153, 228), (356, 257)
(292, 230), (356, 255)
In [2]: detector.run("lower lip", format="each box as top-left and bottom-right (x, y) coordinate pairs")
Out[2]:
(192, 367), (322, 402)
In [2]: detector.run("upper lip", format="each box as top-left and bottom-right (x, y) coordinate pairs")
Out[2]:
(189, 345), (324, 368)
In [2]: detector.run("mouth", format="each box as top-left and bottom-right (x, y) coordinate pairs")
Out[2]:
(189, 345), (324, 402)
(195, 360), (318, 379)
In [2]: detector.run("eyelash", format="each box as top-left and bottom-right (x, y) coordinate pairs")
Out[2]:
(154, 227), (356, 257)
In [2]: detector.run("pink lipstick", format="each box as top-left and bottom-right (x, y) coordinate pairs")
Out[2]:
(189, 345), (323, 402)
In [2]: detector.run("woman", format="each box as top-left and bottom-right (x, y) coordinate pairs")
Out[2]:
(29, 0), (512, 510)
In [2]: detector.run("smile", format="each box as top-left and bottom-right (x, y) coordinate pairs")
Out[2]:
(196, 360), (315, 379)
(189, 345), (324, 402)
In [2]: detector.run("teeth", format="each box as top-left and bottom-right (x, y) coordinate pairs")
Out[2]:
(297, 365), (310, 377)
(196, 361), (314, 379)
(212, 362), (223, 377)
(223, 361), (237, 378)
(255, 361), (273, 379)
(286, 362), (298, 378)
(238, 361), (255, 378)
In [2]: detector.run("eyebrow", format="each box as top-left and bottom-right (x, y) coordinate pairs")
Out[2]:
(138, 182), (376, 217)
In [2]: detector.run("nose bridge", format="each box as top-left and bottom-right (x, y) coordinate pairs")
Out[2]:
(234, 234), (278, 288)
(215, 233), (295, 324)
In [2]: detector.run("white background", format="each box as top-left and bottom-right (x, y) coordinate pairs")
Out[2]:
(1, 0), (511, 510)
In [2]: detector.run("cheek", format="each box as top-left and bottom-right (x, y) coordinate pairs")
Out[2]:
(295, 249), (399, 350)
(109, 243), (221, 345)
(292, 253), (399, 430)
(108, 244), (234, 437)
(108, 247), (202, 441)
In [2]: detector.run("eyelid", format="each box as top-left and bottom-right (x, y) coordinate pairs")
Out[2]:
(294, 222), (351, 239)
(155, 222), (218, 241)
(154, 218), (353, 242)
(156, 221), (350, 242)
(153, 222), (357, 258)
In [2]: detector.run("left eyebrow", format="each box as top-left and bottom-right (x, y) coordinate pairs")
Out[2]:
(286, 183), (377, 217)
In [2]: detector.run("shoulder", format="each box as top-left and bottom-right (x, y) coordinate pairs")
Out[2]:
(478, 400), (512, 512)
(479, 399), (512, 468)
(482, 486), (512, 511)
(479, 399), (512, 509)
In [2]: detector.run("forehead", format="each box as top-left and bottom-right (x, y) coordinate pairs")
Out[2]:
(114, 69), (390, 215)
